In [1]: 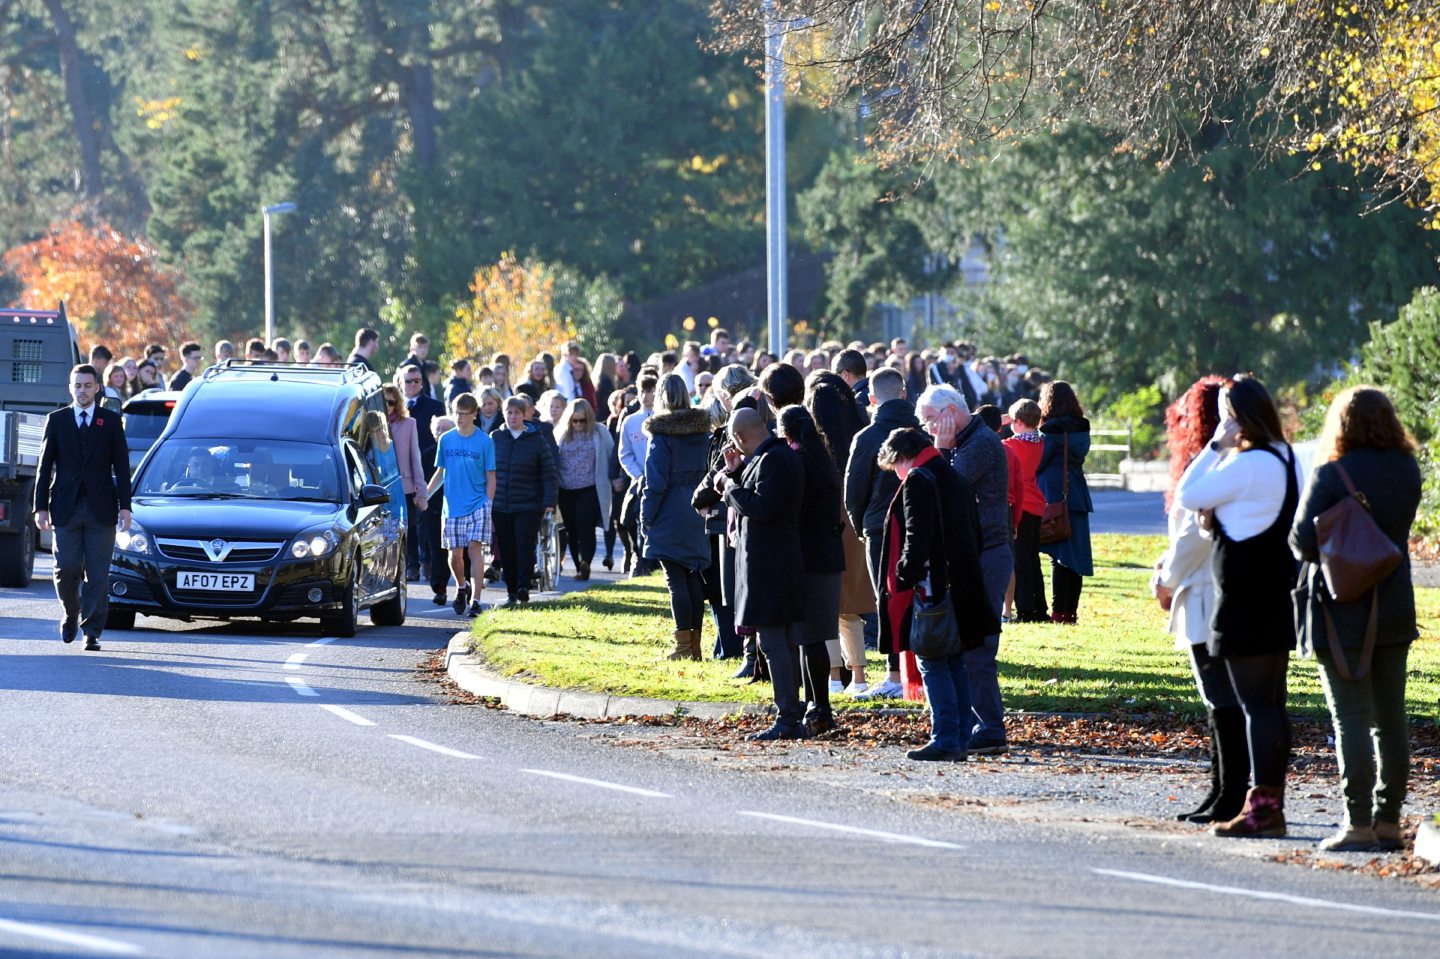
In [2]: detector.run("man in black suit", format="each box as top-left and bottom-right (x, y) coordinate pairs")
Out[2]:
(33, 364), (133, 651)
(398, 364), (447, 597)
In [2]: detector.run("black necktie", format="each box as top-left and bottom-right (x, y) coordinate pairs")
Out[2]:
(79, 410), (88, 429)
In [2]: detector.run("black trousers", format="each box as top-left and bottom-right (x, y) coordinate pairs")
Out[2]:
(660, 559), (706, 630)
(494, 509), (541, 599)
(422, 485), (448, 593)
(1225, 651), (1292, 788)
(1050, 558), (1084, 615)
(557, 486), (600, 568)
(1012, 512), (1048, 620)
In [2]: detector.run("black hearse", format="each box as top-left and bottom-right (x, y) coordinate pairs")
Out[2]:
(106, 362), (407, 636)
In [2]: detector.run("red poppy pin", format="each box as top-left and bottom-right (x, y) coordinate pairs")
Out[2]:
(94, 416), (104, 427)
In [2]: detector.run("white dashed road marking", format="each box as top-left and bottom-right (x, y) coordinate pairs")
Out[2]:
(520, 770), (671, 798)
(318, 704), (376, 727)
(0, 916), (143, 955)
(389, 735), (481, 759)
(285, 677), (319, 697)
(1093, 868), (1440, 922)
(739, 811), (965, 850)
(306, 636), (337, 648)
(283, 653), (307, 670)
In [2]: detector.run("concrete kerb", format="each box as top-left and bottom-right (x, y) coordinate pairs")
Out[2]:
(444, 631), (768, 721)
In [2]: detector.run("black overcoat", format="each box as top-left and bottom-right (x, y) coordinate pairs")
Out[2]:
(723, 435), (807, 628)
(877, 457), (998, 655)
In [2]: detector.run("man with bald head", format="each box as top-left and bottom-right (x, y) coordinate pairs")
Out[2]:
(717, 407), (809, 740)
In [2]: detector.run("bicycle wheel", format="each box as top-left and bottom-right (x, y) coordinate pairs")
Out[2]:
(546, 518), (563, 588)
(535, 514), (557, 593)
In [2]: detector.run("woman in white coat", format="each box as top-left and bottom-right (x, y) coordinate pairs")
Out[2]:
(1152, 376), (1248, 825)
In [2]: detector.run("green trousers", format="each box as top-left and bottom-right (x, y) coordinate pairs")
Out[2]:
(1316, 642), (1411, 826)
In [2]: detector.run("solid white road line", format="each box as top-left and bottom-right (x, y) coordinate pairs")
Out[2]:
(520, 769), (672, 798)
(1093, 868), (1440, 922)
(283, 652), (307, 670)
(0, 916), (143, 955)
(285, 677), (319, 697)
(318, 704), (376, 727)
(739, 811), (965, 850)
(306, 636), (337, 648)
(389, 735), (481, 760)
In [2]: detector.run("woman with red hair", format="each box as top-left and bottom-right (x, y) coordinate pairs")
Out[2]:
(1152, 377), (1249, 824)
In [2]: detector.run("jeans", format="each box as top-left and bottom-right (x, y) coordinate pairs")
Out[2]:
(1317, 642), (1411, 825)
(966, 542), (1012, 743)
(556, 486), (600, 568)
(918, 654), (973, 752)
(660, 559), (705, 630)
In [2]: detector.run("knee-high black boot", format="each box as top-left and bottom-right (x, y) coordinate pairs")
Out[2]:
(1189, 706), (1251, 825)
(1177, 710), (1222, 821)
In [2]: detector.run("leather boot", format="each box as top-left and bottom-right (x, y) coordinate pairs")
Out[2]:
(1177, 711), (1222, 822)
(687, 627), (703, 661)
(665, 629), (690, 661)
(1213, 785), (1286, 838)
(1189, 706), (1250, 824)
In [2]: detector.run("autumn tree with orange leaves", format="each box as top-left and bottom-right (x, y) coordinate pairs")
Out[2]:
(3, 220), (195, 359)
(445, 253), (579, 368)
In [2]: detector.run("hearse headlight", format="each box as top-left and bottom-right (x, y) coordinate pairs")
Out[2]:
(291, 528), (338, 559)
(115, 521), (151, 555)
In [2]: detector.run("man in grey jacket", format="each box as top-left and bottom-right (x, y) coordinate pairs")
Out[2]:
(918, 384), (1011, 753)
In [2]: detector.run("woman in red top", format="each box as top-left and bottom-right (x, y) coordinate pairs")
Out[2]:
(1004, 399), (1047, 622)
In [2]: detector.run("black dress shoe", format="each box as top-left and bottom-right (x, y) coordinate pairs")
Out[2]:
(432, 591), (447, 606)
(805, 715), (839, 737)
(83, 637), (102, 652)
(745, 723), (809, 742)
(906, 743), (967, 762)
(575, 563), (590, 581)
(602, 555), (614, 570)
(61, 620), (78, 644)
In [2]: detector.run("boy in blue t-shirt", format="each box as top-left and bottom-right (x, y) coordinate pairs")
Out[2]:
(425, 392), (496, 616)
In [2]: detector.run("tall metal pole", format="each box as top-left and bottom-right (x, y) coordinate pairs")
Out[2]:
(263, 208), (274, 347)
(764, 3), (787, 356)
(262, 201), (296, 347)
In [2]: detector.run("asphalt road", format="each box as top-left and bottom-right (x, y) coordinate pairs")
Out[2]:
(3, 551), (1438, 959)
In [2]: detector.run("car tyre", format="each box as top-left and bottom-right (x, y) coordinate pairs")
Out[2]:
(104, 608), (136, 631)
(370, 565), (407, 627)
(0, 485), (36, 587)
(320, 576), (358, 638)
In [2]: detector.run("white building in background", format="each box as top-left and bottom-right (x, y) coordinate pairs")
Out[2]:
(875, 235), (993, 343)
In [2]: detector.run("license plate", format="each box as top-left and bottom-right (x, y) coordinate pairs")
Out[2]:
(177, 571), (255, 591)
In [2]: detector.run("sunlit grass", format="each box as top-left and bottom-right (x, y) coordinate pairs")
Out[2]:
(471, 535), (1440, 720)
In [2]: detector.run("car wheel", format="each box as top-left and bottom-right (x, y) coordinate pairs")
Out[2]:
(0, 487), (36, 587)
(104, 608), (136, 631)
(320, 577), (358, 638)
(370, 564), (407, 626)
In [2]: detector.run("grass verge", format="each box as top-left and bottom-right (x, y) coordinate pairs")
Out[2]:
(470, 533), (1440, 720)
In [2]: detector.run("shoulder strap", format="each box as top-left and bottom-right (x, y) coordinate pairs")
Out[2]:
(1322, 592), (1378, 682)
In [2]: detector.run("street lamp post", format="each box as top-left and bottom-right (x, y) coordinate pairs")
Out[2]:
(763, 2), (787, 357)
(262, 201), (296, 347)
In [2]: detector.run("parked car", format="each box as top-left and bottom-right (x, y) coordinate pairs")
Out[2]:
(121, 390), (182, 474)
(106, 362), (407, 637)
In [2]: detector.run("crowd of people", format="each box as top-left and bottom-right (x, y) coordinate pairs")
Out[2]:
(91, 323), (1426, 855)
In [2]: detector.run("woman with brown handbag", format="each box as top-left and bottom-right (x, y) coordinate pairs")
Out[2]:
(1290, 387), (1422, 853)
(1036, 381), (1093, 623)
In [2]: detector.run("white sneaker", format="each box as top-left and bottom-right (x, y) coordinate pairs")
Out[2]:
(842, 681), (869, 697)
(828, 679), (845, 694)
(853, 679), (902, 700)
